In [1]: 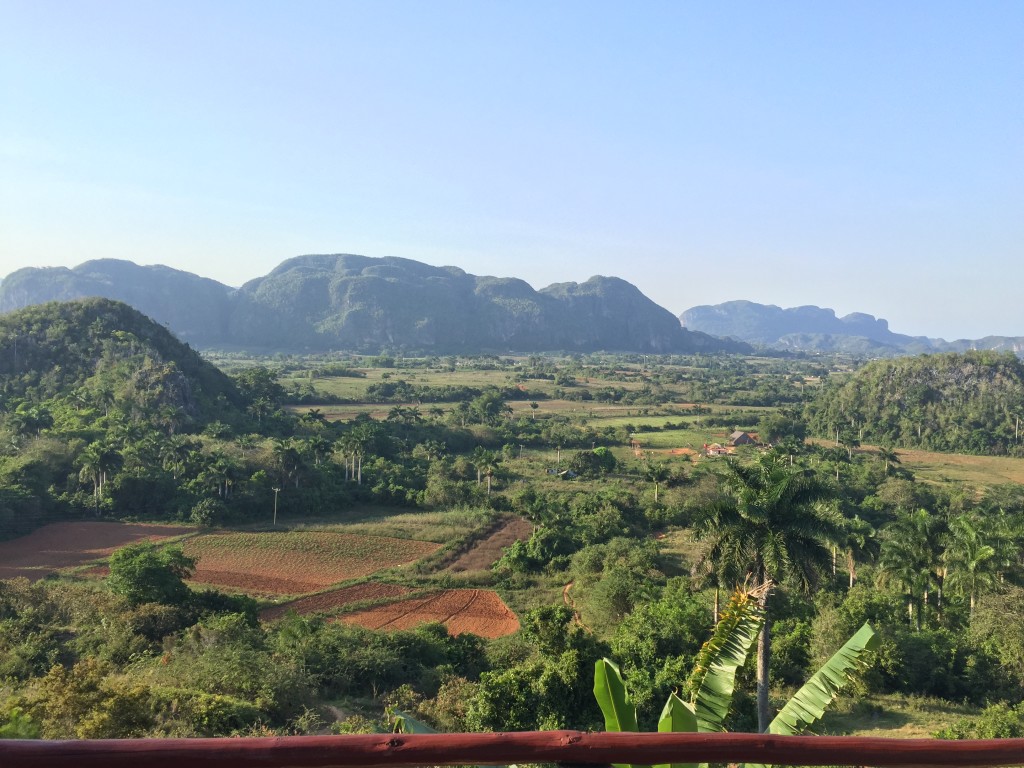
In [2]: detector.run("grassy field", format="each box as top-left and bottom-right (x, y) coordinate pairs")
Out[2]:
(834, 443), (1024, 489)
(819, 693), (977, 738)
(294, 506), (492, 543)
(894, 447), (1024, 487)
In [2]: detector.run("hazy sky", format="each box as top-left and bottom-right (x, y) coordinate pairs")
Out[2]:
(2, 1), (1021, 340)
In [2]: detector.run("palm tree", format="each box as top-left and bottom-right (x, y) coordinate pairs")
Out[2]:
(986, 507), (1024, 585)
(643, 460), (671, 503)
(272, 439), (306, 489)
(77, 441), (122, 499)
(471, 446), (489, 484)
(348, 426), (372, 485)
(691, 453), (840, 732)
(839, 515), (878, 588)
(944, 515), (998, 617)
(877, 508), (942, 628)
(474, 449), (501, 495)
(877, 445), (901, 476)
(160, 435), (199, 480)
(819, 446), (849, 482)
(838, 428), (860, 460)
(306, 435), (332, 467)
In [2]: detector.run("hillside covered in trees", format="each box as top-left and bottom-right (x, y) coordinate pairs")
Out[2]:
(0, 256), (749, 355)
(0, 298), (240, 418)
(807, 351), (1024, 455)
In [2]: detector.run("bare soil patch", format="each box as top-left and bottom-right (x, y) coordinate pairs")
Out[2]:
(0, 522), (193, 581)
(260, 582), (413, 621)
(448, 516), (533, 572)
(183, 531), (440, 596)
(342, 588), (519, 639)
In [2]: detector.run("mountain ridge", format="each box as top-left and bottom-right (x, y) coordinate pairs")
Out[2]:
(0, 256), (749, 355)
(680, 300), (1023, 356)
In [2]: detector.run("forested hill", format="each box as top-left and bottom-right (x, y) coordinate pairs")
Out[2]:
(0, 256), (749, 355)
(807, 351), (1024, 455)
(680, 300), (1024, 356)
(0, 298), (242, 427)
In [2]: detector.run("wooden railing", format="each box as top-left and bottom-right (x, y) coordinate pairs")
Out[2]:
(4, 731), (1024, 768)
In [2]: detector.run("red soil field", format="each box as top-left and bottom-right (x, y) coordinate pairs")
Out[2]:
(0, 522), (193, 581)
(183, 531), (440, 596)
(342, 588), (520, 639)
(260, 582), (413, 621)
(448, 516), (533, 572)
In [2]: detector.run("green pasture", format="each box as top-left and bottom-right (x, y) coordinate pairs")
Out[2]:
(268, 505), (491, 544)
(819, 693), (978, 738)
(883, 447), (1024, 489)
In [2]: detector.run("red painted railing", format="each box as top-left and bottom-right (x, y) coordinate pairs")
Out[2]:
(4, 731), (1024, 768)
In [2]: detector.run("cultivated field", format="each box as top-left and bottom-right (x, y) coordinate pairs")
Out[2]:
(260, 582), (414, 621)
(0, 522), (194, 581)
(448, 516), (533, 572)
(342, 588), (520, 638)
(183, 531), (440, 595)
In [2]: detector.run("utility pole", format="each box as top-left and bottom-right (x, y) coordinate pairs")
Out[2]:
(272, 487), (281, 526)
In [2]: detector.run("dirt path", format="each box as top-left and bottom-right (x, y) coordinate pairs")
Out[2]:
(448, 516), (532, 572)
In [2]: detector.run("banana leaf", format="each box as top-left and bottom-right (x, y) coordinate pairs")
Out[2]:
(391, 710), (437, 734)
(687, 588), (765, 733)
(594, 658), (640, 733)
(653, 692), (698, 768)
(594, 658), (642, 768)
(392, 710), (513, 768)
(767, 622), (878, 735)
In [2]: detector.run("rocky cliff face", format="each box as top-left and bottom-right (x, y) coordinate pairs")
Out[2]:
(234, 255), (743, 353)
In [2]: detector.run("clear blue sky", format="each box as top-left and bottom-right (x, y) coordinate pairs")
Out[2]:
(1, 1), (1021, 339)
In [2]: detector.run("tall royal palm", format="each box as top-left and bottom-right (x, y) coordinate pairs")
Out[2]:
(692, 452), (841, 732)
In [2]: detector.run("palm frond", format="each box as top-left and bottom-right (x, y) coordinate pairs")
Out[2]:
(686, 585), (767, 732)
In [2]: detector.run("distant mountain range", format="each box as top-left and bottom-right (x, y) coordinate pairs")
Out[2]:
(680, 300), (1024, 356)
(0, 256), (749, 355)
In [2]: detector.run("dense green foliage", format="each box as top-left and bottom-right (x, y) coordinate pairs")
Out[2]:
(107, 543), (197, 606)
(807, 351), (1024, 455)
(0, 298), (239, 413)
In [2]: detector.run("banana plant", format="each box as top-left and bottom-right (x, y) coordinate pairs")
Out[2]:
(686, 585), (767, 733)
(766, 621), (879, 735)
(391, 709), (437, 734)
(594, 658), (696, 768)
(594, 586), (877, 768)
